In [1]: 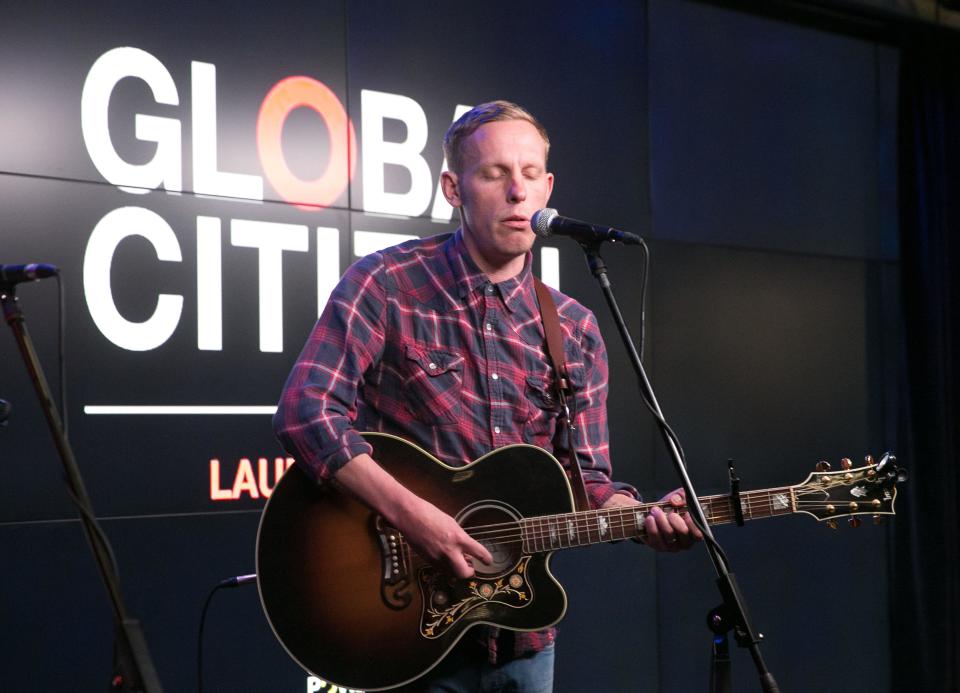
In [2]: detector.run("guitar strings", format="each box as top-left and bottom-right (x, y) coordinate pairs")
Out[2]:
(394, 486), (888, 566)
(426, 492), (865, 546)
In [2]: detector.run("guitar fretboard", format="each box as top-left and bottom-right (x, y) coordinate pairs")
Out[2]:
(520, 487), (796, 553)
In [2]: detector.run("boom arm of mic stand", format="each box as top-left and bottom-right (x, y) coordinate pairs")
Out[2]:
(1, 284), (164, 692)
(576, 241), (779, 693)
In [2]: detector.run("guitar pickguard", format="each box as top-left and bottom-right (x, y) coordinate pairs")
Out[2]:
(419, 556), (533, 638)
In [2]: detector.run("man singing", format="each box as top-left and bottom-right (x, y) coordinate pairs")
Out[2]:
(274, 100), (701, 692)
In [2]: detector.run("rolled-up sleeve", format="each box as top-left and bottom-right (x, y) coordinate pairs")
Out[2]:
(273, 254), (386, 482)
(570, 309), (640, 508)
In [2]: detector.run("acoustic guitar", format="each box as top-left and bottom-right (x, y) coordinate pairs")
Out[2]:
(256, 432), (903, 691)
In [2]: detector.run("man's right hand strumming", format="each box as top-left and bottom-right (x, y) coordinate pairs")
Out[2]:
(334, 452), (493, 579)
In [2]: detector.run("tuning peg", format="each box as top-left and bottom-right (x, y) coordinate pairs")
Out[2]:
(840, 457), (853, 470)
(877, 452), (895, 473)
(864, 454), (875, 466)
(873, 515), (883, 526)
(848, 517), (862, 528)
(826, 519), (838, 530)
(816, 461), (831, 472)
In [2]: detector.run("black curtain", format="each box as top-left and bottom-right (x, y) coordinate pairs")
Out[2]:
(894, 28), (960, 693)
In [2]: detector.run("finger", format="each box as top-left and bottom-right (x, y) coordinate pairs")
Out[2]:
(667, 491), (685, 507)
(462, 533), (494, 566)
(447, 551), (476, 579)
(666, 511), (696, 548)
(643, 513), (666, 551)
(646, 507), (677, 552)
(658, 508), (686, 551)
(667, 510), (689, 536)
(459, 528), (493, 565)
(685, 513), (704, 541)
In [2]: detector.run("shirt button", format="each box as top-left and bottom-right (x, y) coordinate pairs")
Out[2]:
(491, 373), (499, 380)
(486, 285), (494, 294)
(485, 323), (493, 331)
(494, 426), (501, 434)
(428, 362), (437, 371)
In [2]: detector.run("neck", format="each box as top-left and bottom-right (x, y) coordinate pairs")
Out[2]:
(460, 230), (527, 283)
(482, 260), (525, 284)
(519, 487), (796, 553)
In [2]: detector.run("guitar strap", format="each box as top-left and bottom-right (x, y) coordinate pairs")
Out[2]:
(533, 277), (591, 512)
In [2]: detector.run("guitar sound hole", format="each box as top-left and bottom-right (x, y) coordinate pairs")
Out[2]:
(457, 501), (522, 577)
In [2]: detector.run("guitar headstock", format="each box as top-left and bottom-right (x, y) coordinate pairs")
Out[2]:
(794, 452), (906, 528)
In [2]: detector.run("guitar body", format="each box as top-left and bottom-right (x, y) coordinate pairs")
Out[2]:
(256, 432), (577, 691)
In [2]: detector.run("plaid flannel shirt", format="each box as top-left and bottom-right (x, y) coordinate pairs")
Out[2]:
(274, 229), (638, 661)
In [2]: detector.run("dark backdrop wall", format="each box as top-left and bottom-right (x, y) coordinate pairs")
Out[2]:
(0, 1), (899, 690)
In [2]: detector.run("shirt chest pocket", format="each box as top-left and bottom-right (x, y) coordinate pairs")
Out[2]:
(402, 344), (464, 425)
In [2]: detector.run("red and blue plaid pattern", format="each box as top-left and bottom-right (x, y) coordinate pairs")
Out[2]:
(274, 229), (637, 659)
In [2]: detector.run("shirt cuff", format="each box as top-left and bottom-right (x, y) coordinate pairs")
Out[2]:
(587, 481), (641, 509)
(301, 430), (373, 483)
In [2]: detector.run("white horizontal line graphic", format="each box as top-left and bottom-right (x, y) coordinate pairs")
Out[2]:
(84, 405), (277, 415)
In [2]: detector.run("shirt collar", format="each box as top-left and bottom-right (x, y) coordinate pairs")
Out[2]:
(446, 229), (534, 313)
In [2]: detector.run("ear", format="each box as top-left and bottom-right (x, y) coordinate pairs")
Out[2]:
(440, 170), (462, 208)
(544, 171), (555, 205)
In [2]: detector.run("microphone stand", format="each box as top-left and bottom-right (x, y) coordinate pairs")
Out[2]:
(1, 283), (163, 692)
(576, 240), (779, 693)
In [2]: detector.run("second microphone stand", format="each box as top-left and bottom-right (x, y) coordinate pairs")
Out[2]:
(577, 239), (779, 693)
(1, 283), (163, 692)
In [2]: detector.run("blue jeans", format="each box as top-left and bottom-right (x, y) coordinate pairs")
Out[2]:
(397, 642), (555, 693)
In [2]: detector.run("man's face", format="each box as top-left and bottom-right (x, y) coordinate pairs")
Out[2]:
(442, 119), (554, 276)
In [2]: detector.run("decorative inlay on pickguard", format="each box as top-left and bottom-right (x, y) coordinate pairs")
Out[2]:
(419, 556), (533, 638)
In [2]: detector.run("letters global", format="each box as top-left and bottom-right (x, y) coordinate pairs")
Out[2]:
(79, 46), (475, 353)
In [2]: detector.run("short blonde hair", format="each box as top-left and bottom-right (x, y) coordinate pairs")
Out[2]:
(442, 100), (550, 174)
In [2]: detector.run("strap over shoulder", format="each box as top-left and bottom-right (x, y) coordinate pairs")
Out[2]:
(533, 277), (590, 512)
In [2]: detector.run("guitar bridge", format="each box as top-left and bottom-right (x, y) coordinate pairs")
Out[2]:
(375, 516), (412, 609)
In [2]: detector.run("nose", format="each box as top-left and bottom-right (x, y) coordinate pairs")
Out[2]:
(507, 174), (527, 203)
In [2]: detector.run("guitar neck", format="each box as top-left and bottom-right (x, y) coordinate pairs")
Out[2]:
(520, 486), (796, 553)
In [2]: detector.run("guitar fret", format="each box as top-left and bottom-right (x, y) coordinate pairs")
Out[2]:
(609, 509), (624, 541)
(548, 518), (559, 548)
(521, 483), (838, 555)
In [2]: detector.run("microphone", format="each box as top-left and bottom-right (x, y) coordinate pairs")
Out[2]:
(531, 208), (641, 245)
(0, 263), (60, 285)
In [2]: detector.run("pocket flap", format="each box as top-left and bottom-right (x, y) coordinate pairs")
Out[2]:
(404, 344), (463, 376)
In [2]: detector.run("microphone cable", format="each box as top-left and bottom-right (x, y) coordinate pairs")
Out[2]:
(626, 240), (731, 570)
(197, 574), (257, 693)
